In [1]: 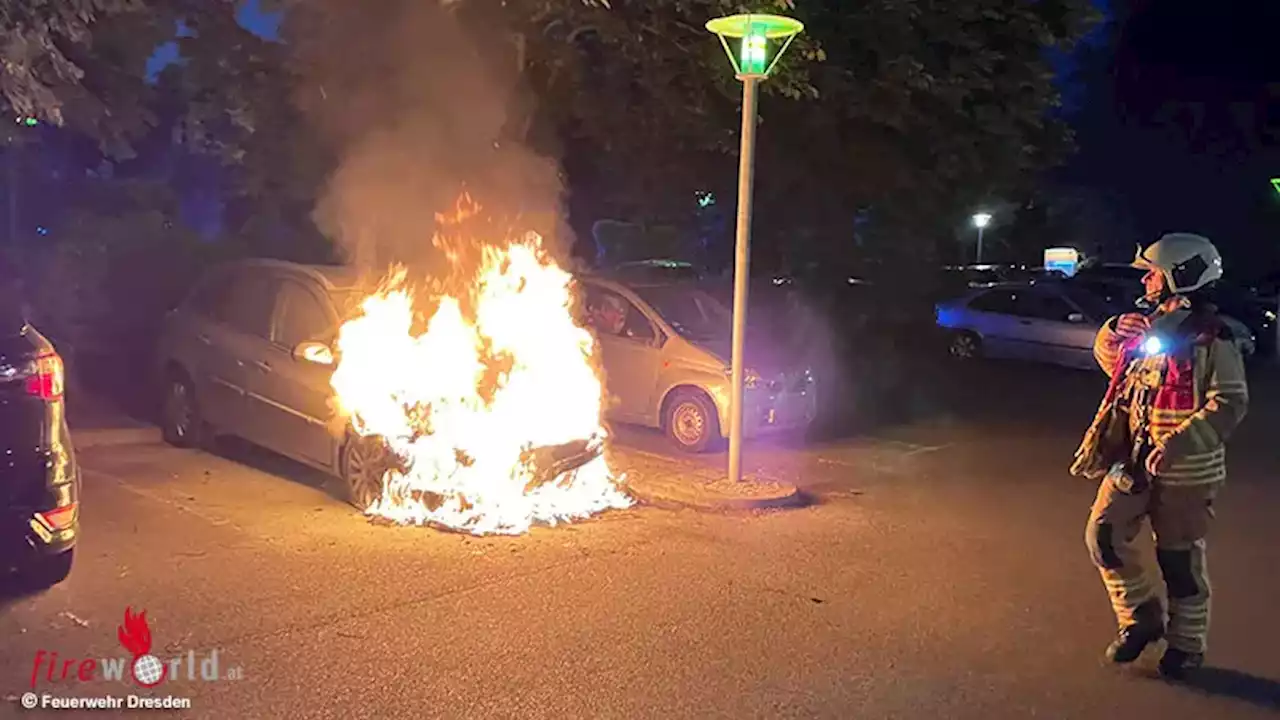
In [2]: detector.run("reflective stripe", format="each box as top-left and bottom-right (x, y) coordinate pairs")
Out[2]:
(1166, 540), (1211, 653)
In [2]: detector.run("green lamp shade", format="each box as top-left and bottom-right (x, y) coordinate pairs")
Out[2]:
(1272, 178), (1280, 196)
(705, 14), (804, 78)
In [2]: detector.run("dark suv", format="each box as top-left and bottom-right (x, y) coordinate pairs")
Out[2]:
(1, 318), (79, 589)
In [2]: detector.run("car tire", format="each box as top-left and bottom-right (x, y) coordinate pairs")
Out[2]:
(663, 389), (721, 454)
(161, 372), (208, 449)
(20, 550), (74, 590)
(339, 434), (392, 511)
(947, 331), (982, 361)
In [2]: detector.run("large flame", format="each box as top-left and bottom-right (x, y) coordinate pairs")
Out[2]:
(330, 196), (632, 535)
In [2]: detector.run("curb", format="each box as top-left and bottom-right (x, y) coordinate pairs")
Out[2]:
(74, 427), (161, 449)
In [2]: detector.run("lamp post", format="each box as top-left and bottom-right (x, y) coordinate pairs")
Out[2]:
(971, 212), (992, 264)
(706, 14), (803, 484)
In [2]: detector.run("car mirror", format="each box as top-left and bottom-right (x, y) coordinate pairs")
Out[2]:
(1067, 312), (1086, 324)
(293, 341), (335, 365)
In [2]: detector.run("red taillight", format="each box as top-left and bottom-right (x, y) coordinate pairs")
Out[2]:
(25, 351), (64, 401)
(36, 502), (78, 531)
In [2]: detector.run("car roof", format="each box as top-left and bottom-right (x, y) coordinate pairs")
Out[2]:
(230, 258), (367, 293)
(579, 273), (710, 293)
(972, 279), (1056, 291)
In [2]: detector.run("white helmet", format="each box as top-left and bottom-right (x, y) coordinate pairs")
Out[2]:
(1132, 233), (1224, 295)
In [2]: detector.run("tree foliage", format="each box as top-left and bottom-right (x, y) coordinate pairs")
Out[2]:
(0, 0), (185, 153)
(5, 0), (1099, 264)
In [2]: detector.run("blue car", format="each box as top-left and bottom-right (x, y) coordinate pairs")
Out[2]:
(935, 281), (1121, 371)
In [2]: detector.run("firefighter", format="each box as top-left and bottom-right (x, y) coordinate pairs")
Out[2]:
(1071, 233), (1249, 679)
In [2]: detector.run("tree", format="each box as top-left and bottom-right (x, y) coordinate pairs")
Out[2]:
(203, 0), (1096, 269)
(0, 0), (185, 154)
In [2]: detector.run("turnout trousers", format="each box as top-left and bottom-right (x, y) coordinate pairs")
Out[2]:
(1084, 476), (1220, 654)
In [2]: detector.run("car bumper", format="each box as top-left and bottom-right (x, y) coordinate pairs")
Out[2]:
(741, 388), (817, 439)
(1, 512), (77, 567)
(1, 482), (80, 568)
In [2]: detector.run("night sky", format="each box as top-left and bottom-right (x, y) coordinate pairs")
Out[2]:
(1071, 0), (1280, 272)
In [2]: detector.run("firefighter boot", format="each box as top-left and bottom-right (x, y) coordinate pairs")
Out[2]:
(1105, 599), (1165, 664)
(1158, 648), (1204, 680)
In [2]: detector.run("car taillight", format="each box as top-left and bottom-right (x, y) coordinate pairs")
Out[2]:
(25, 351), (64, 401)
(35, 502), (78, 531)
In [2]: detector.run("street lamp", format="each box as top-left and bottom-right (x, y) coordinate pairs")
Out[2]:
(706, 13), (804, 484)
(971, 212), (992, 264)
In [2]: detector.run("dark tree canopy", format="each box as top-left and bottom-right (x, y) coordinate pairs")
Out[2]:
(4, 0), (1099, 266)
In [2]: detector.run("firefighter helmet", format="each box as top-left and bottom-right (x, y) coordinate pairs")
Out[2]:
(1132, 233), (1224, 295)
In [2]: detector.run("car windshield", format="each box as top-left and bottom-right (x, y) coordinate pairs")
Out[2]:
(632, 286), (732, 341)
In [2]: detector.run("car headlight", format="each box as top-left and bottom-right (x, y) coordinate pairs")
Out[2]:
(1266, 309), (1277, 323)
(727, 366), (764, 389)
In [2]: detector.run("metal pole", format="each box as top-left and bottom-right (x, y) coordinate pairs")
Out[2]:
(6, 146), (16, 246)
(728, 75), (759, 484)
(975, 225), (984, 265)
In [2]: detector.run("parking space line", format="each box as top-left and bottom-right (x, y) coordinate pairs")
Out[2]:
(84, 468), (245, 532)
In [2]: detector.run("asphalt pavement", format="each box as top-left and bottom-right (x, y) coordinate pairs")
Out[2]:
(2, 358), (1278, 719)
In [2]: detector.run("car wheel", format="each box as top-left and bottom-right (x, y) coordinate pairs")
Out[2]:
(948, 331), (982, 361)
(340, 435), (392, 511)
(19, 550), (73, 590)
(161, 373), (206, 448)
(664, 389), (721, 454)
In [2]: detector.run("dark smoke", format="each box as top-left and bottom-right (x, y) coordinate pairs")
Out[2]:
(288, 0), (569, 282)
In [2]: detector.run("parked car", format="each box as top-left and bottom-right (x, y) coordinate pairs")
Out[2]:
(1067, 274), (1270, 358)
(579, 274), (817, 452)
(935, 281), (1116, 370)
(1, 315), (79, 588)
(937, 280), (1256, 370)
(156, 259), (604, 509)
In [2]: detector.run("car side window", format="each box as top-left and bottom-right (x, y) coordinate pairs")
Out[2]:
(185, 270), (232, 321)
(969, 290), (1018, 315)
(1025, 291), (1076, 322)
(218, 270), (276, 339)
(584, 286), (655, 343)
(274, 282), (334, 349)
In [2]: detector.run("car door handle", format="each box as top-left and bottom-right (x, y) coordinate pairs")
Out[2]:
(1019, 319), (1033, 325)
(253, 360), (273, 373)
(197, 334), (212, 345)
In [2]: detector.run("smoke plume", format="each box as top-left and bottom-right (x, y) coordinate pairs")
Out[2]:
(288, 0), (568, 280)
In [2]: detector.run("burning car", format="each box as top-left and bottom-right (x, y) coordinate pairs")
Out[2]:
(156, 207), (631, 535)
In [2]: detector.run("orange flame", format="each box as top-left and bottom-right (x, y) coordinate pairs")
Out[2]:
(330, 196), (632, 534)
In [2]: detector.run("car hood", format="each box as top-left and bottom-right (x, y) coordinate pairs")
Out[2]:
(694, 331), (810, 378)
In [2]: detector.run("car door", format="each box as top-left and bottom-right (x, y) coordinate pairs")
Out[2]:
(1016, 289), (1096, 367)
(169, 268), (248, 430)
(964, 289), (1030, 359)
(218, 268), (286, 444)
(252, 278), (343, 469)
(583, 285), (663, 422)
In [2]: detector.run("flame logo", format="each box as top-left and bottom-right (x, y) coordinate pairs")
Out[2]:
(117, 607), (167, 687)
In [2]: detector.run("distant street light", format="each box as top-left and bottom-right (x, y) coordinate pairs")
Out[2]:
(972, 212), (992, 264)
(706, 13), (804, 484)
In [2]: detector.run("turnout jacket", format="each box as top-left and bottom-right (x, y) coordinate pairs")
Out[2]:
(1071, 308), (1249, 486)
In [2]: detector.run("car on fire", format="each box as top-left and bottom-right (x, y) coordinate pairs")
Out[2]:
(578, 274), (817, 452)
(1, 313), (80, 589)
(157, 259), (604, 511)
